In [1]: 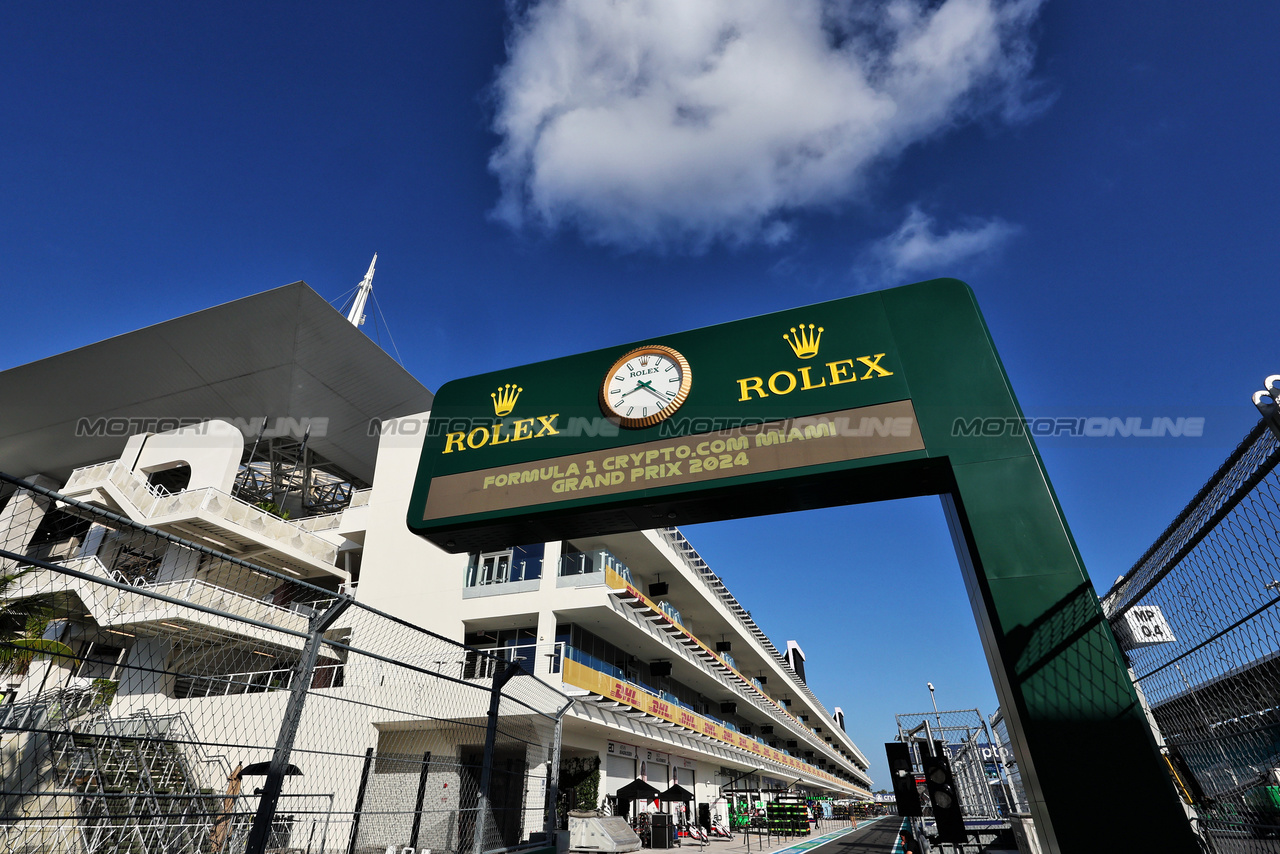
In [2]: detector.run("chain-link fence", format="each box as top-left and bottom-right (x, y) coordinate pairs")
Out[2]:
(1102, 416), (1280, 849)
(893, 708), (1020, 823)
(0, 472), (572, 854)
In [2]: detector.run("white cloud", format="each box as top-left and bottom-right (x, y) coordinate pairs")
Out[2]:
(862, 206), (1019, 280)
(488, 0), (1045, 250)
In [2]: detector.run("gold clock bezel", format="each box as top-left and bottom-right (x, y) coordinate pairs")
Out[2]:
(600, 345), (693, 429)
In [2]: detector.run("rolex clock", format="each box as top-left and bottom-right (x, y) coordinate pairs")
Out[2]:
(600, 345), (692, 428)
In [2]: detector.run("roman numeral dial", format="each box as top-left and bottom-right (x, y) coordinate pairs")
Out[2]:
(599, 345), (693, 429)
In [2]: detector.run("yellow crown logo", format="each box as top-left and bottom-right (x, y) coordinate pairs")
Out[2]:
(490, 384), (522, 417)
(783, 324), (824, 359)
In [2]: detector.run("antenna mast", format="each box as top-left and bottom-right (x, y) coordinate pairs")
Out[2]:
(346, 253), (377, 327)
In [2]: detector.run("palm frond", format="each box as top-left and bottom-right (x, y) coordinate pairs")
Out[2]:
(0, 637), (77, 676)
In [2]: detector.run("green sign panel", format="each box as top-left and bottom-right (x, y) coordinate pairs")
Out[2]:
(410, 280), (930, 549)
(408, 279), (1197, 853)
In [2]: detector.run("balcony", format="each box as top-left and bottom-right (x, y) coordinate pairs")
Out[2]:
(63, 461), (341, 578)
(558, 648), (853, 792)
(462, 641), (549, 680)
(139, 577), (316, 635)
(601, 565), (860, 777)
(464, 545), (545, 598)
(557, 547), (633, 588)
(6, 556), (312, 647)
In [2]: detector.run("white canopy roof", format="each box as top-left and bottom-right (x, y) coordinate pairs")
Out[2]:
(0, 282), (433, 483)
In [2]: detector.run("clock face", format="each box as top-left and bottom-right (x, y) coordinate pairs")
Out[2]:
(600, 345), (692, 428)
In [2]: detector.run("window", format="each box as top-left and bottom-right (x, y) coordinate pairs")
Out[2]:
(558, 543), (593, 576)
(558, 544), (632, 581)
(466, 544), (544, 587)
(510, 543), (544, 581)
(463, 626), (537, 678)
(480, 551), (511, 585)
(26, 508), (92, 561)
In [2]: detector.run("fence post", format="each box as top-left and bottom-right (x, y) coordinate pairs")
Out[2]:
(245, 597), (352, 854)
(474, 658), (524, 854)
(544, 711), (564, 839)
(346, 747), (375, 854)
(410, 751), (432, 850)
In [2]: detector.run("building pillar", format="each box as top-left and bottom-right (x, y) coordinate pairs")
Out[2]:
(0, 474), (60, 569)
(117, 638), (175, 699)
(78, 523), (110, 560)
(538, 540), (563, 592)
(535, 609), (559, 680)
(154, 542), (200, 584)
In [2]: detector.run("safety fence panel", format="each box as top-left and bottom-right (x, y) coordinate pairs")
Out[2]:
(0, 472), (571, 854)
(1102, 420), (1280, 848)
(986, 709), (1028, 817)
(893, 708), (1019, 822)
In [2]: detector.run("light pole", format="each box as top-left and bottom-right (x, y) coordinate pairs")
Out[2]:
(928, 682), (943, 735)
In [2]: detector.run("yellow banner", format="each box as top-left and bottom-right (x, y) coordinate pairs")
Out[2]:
(562, 657), (841, 787)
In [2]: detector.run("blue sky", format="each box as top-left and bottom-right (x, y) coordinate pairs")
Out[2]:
(3, 1), (1278, 789)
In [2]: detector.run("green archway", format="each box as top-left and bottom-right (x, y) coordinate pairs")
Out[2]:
(407, 278), (1197, 853)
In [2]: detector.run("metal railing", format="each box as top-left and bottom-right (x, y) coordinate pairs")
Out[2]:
(143, 576), (313, 632)
(64, 460), (339, 565)
(174, 663), (346, 698)
(290, 510), (344, 532)
(602, 564), (868, 784)
(5, 555), (323, 637)
(562, 644), (860, 794)
(557, 547), (632, 582)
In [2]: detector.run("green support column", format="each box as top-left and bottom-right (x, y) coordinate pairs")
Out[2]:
(882, 281), (1196, 852)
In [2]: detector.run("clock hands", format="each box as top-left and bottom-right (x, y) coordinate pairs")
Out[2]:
(636, 380), (675, 405)
(614, 380), (674, 416)
(616, 381), (650, 402)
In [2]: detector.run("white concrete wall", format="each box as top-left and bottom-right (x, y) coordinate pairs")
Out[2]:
(123, 419), (243, 493)
(357, 412), (470, 637)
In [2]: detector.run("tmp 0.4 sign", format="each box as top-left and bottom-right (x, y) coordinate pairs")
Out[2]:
(1114, 605), (1177, 650)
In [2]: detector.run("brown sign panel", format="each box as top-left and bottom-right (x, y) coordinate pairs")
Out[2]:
(422, 401), (923, 521)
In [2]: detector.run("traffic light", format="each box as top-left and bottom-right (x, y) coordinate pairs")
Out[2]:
(884, 743), (923, 817)
(921, 741), (965, 843)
